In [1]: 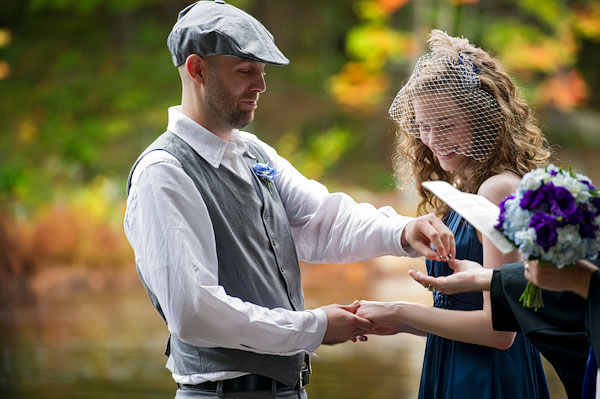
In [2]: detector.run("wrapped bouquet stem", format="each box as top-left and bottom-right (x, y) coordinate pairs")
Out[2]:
(519, 263), (546, 310)
(495, 164), (600, 310)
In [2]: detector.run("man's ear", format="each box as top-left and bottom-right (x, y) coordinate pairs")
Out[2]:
(185, 54), (206, 84)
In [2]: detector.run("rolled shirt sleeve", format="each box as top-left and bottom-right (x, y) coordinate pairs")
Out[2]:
(246, 133), (419, 263)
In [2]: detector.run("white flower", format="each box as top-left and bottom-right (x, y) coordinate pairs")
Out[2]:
(588, 237), (600, 257)
(575, 182), (593, 203)
(544, 225), (583, 267)
(576, 172), (592, 185)
(520, 169), (547, 191)
(504, 199), (531, 232)
(546, 164), (561, 175)
(557, 225), (582, 249)
(514, 228), (539, 258)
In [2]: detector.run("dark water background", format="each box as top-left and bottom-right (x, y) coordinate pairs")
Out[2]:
(0, 279), (566, 398)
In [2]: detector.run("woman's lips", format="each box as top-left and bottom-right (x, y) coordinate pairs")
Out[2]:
(435, 149), (457, 160)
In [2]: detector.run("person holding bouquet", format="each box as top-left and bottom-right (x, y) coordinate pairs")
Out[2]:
(408, 258), (598, 398)
(357, 30), (552, 398)
(405, 161), (600, 397)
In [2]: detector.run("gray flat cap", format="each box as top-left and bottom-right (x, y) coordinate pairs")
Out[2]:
(167, 0), (289, 66)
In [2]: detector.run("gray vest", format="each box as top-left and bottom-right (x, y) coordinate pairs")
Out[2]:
(127, 132), (306, 386)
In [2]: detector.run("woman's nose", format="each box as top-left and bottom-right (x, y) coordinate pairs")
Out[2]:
(426, 129), (446, 148)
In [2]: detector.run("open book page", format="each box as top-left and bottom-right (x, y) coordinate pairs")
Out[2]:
(422, 181), (515, 255)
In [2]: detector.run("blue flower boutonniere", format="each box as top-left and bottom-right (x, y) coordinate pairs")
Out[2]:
(251, 162), (280, 194)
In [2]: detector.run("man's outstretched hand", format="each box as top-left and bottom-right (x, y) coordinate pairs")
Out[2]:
(319, 302), (373, 345)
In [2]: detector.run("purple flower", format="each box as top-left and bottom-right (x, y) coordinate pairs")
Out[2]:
(593, 197), (600, 216)
(529, 212), (558, 251)
(548, 184), (577, 219)
(580, 222), (599, 239)
(495, 195), (514, 230)
(520, 187), (547, 210)
(581, 180), (596, 191)
(580, 210), (600, 239)
(566, 207), (584, 225)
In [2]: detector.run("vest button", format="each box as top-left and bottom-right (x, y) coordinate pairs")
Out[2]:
(263, 213), (270, 221)
(272, 238), (278, 247)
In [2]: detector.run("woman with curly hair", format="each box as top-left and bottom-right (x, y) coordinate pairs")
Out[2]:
(357, 30), (552, 398)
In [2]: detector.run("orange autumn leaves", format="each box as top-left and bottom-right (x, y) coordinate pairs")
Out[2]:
(378, 0), (410, 14)
(330, 62), (390, 110)
(328, 0), (417, 112)
(537, 71), (588, 112)
(329, 0), (598, 114)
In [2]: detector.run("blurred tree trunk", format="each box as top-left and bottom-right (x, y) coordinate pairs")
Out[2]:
(0, 214), (35, 304)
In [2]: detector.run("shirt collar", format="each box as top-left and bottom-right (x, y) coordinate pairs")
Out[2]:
(166, 106), (252, 168)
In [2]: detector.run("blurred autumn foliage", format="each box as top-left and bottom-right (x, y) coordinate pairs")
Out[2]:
(329, 0), (600, 115)
(0, 0), (599, 298)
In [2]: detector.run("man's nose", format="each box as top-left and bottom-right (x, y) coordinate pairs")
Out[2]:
(252, 71), (266, 93)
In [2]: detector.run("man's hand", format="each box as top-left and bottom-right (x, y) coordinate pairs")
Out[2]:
(401, 214), (456, 261)
(319, 302), (374, 345)
(524, 259), (598, 299)
(408, 259), (493, 294)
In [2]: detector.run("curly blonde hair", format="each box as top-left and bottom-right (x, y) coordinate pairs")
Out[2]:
(392, 30), (551, 218)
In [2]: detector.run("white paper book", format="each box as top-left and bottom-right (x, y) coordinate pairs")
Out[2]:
(422, 180), (516, 255)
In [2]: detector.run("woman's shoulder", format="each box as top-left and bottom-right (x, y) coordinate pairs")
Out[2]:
(477, 171), (521, 205)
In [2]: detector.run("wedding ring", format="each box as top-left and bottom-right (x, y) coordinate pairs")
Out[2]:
(427, 284), (435, 292)
(524, 261), (529, 271)
(441, 253), (453, 263)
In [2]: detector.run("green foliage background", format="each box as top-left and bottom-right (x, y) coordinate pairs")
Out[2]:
(1, 0), (599, 219)
(0, 4), (597, 397)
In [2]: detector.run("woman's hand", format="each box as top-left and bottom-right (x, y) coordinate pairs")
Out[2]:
(353, 300), (416, 335)
(408, 259), (493, 294)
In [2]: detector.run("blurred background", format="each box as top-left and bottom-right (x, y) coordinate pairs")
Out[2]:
(1, 0), (599, 397)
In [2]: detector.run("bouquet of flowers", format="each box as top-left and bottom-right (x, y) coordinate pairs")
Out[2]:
(495, 164), (600, 310)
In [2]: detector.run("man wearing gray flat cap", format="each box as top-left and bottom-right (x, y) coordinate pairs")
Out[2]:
(124, 1), (456, 398)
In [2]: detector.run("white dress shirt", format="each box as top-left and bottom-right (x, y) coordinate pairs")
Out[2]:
(124, 106), (417, 384)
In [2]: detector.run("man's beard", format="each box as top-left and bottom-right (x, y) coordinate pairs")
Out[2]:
(204, 69), (254, 130)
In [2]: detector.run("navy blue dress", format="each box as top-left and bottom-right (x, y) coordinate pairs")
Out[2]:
(418, 211), (550, 399)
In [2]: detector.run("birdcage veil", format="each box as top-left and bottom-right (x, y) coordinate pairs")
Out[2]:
(389, 51), (503, 162)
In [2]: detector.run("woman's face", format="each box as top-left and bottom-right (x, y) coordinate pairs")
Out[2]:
(413, 96), (472, 172)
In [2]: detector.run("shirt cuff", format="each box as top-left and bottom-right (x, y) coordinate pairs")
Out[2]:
(305, 308), (328, 354)
(383, 213), (419, 257)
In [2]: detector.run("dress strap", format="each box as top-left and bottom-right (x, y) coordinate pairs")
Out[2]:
(504, 168), (523, 177)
